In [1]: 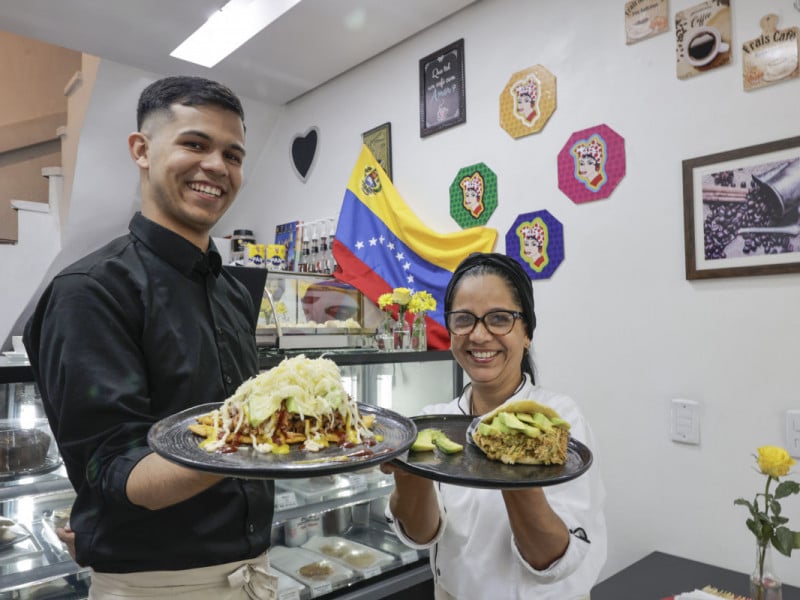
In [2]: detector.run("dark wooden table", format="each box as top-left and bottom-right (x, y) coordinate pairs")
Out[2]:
(591, 551), (800, 599)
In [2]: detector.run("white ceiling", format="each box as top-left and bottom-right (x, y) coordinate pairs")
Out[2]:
(0, 0), (477, 105)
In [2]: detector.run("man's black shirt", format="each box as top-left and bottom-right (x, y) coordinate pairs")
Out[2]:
(24, 213), (273, 572)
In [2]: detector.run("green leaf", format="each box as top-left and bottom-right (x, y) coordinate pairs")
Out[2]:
(770, 499), (782, 516)
(772, 516), (790, 526)
(775, 480), (800, 499)
(773, 527), (794, 557)
(794, 530), (800, 550)
(747, 519), (761, 538)
(734, 498), (754, 511)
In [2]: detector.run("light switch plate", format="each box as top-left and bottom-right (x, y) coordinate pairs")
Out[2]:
(671, 399), (700, 445)
(786, 410), (800, 458)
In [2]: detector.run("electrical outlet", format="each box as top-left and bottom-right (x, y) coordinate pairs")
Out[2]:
(786, 410), (800, 458)
(671, 399), (700, 445)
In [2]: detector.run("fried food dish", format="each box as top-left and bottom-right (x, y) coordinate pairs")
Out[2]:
(298, 560), (334, 579)
(189, 355), (378, 454)
(471, 399), (570, 465)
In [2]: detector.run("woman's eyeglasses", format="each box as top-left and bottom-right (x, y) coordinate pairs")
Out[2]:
(444, 310), (523, 336)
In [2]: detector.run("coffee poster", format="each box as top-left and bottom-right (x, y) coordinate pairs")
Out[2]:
(742, 14), (799, 91)
(676, 0), (732, 80)
(625, 0), (669, 45)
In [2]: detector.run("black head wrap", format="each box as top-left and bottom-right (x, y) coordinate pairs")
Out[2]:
(444, 253), (536, 383)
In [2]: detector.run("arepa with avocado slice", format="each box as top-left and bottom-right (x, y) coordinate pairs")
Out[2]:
(471, 399), (570, 465)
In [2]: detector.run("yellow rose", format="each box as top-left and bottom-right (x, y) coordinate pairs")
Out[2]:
(378, 293), (393, 310)
(757, 446), (796, 478)
(392, 287), (412, 306)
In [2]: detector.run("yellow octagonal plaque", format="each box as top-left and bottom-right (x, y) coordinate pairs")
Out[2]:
(499, 65), (556, 139)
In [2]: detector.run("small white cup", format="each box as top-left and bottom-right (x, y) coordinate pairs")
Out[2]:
(11, 336), (24, 354)
(686, 26), (729, 67)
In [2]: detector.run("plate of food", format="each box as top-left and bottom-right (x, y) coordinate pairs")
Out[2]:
(392, 400), (592, 489)
(148, 355), (416, 479)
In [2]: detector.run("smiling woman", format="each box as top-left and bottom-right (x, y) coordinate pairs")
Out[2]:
(381, 252), (607, 600)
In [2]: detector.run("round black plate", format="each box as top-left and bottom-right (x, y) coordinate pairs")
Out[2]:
(392, 414), (593, 489)
(147, 403), (417, 479)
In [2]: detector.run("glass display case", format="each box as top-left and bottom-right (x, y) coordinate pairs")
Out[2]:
(0, 350), (460, 599)
(229, 268), (384, 350)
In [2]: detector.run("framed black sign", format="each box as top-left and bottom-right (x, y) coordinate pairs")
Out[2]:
(419, 38), (466, 138)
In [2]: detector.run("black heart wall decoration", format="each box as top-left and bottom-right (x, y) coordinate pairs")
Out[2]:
(291, 127), (319, 182)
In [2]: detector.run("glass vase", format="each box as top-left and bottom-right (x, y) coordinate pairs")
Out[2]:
(411, 314), (427, 351)
(751, 541), (782, 600)
(375, 313), (394, 352)
(392, 318), (411, 351)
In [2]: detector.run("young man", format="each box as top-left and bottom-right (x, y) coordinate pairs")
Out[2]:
(24, 76), (276, 599)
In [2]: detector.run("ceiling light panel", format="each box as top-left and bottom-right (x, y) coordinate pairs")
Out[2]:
(171, 0), (301, 68)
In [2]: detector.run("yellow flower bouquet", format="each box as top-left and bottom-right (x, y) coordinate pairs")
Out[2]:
(408, 290), (437, 316)
(734, 446), (800, 599)
(378, 287), (412, 321)
(376, 288), (436, 351)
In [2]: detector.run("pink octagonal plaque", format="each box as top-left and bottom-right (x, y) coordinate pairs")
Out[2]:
(558, 124), (625, 204)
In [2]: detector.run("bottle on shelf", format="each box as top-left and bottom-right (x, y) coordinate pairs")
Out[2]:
(310, 220), (320, 273)
(327, 218), (337, 273)
(318, 223), (329, 274)
(298, 222), (310, 273)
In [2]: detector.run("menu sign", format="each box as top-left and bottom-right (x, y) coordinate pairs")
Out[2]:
(742, 14), (799, 91)
(676, 0), (732, 80)
(419, 39), (466, 137)
(625, 0), (669, 45)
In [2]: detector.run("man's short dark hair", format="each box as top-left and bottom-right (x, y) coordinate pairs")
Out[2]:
(136, 76), (245, 130)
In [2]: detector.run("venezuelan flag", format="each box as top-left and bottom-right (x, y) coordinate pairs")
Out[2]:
(332, 145), (497, 350)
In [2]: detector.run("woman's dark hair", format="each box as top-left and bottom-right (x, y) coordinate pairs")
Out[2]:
(136, 76), (245, 130)
(444, 253), (536, 383)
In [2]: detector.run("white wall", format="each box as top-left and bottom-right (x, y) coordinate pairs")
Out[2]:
(231, 0), (800, 586)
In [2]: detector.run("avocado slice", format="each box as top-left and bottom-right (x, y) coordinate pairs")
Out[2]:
(411, 428), (438, 452)
(549, 417), (571, 430)
(433, 431), (464, 454)
(515, 412), (536, 425)
(497, 412), (541, 439)
(498, 412), (529, 430)
(530, 412), (553, 433)
(489, 414), (514, 434)
(477, 422), (503, 437)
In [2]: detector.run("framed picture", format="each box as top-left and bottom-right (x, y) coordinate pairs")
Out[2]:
(682, 135), (800, 280)
(361, 122), (393, 180)
(419, 38), (466, 138)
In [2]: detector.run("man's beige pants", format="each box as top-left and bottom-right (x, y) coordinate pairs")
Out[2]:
(88, 553), (277, 600)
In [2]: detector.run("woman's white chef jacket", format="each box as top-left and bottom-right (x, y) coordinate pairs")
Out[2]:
(386, 377), (607, 600)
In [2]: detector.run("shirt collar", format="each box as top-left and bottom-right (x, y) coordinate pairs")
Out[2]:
(129, 212), (222, 278)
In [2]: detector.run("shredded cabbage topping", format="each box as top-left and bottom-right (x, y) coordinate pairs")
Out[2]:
(192, 355), (377, 454)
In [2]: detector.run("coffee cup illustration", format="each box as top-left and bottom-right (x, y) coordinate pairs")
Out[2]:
(686, 26), (729, 67)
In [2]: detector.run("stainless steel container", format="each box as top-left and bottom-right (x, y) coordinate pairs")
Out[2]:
(322, 505), (351, 535)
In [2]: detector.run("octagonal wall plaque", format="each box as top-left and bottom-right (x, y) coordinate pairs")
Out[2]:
(505, 210), (564, 280)
(449, 162), (498, 228)
(499, 65), (556, 139)
(557, 123), (625, 204)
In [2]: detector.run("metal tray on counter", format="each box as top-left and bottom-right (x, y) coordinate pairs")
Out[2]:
(256, 327), (374, 350)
